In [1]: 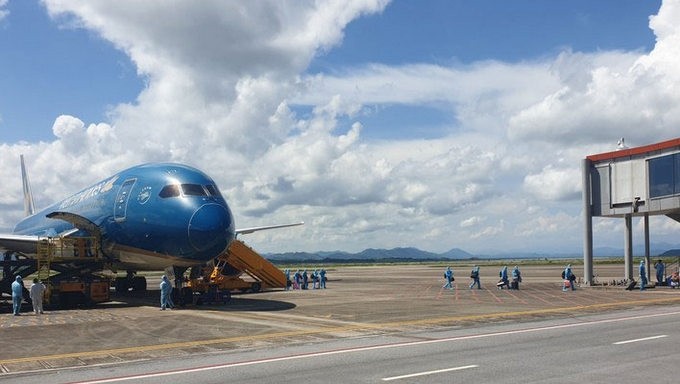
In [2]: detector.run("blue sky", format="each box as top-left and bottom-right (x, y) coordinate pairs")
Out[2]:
(0, 0), (677, 254)
(1, 1), (659, 143)
(312, 0), (658, 67)
(0, 1), (140, 143)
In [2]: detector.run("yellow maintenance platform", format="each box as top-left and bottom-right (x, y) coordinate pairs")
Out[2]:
(184, 239), (287, 304)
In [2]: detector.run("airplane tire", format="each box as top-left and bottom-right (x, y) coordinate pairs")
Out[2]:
(250, 282), (261, 293)
(115, 278), (129, 293)
(222, 290), (231, 304)
(181, 287), (194, 306)
(132, 276), (147, 291)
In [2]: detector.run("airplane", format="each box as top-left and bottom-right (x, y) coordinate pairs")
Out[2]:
(0, 156), (302, 304)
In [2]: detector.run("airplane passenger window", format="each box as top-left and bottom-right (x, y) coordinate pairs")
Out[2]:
(181, 184), (207, 196)
(159, 185), (181, 198)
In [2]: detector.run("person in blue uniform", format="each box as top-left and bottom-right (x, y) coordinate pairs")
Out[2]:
(319, 269), (327, 289)
(511, 266), (522, 290)
(302, 270), (309, 290)
(563, 264), (576, 291)
(160, 275), (174, 310)
(639, 260), (648, 291)
(443, 266), (454, 289)
(654, 260), (665, 286)
(498, 266), (509, 289)
(11, 276), (24, 316)
(469, 265), (481, 289)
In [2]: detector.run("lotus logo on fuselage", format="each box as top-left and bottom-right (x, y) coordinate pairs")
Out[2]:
(137, 186), (152, 205)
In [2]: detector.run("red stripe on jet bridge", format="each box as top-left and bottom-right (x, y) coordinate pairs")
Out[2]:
(586, 137), (680, 163)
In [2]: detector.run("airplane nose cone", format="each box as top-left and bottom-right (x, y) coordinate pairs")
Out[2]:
(188, 203), (232, 252)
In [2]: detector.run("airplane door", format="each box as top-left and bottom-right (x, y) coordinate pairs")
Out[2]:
(114, 178), (136, 222)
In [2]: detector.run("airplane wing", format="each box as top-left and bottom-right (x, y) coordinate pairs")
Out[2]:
(235, 222), (304, 235)
(0, 233), (44, 255)
(0, 223), (79, 255)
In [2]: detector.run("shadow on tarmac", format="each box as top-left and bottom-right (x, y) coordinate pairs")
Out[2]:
(1, 291), (297, 313)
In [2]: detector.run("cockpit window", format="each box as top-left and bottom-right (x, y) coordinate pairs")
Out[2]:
(205, 184), (222, 198)
(159, 185), (181, 198)
(181, 184), (207, 196)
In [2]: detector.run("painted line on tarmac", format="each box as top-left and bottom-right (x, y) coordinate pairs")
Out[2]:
(521, 287), (556, 305)
(484, 287), (503, 303)
(382, 364), (478, 381)
(2, 296), (680, 366)
(613, 334), (668, 345)
(501, 288), (529, 305)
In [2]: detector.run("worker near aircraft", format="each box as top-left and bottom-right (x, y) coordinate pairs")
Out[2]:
(160, 275), (174, 310)
(319, 269), (327, 289)
(312, 269), (320, 289)
(294, 270), (302, 289)
(563, 264), (576, 291)
(443, 266), (454, 289)
(639, 260), (648, 291)
(498, 266), (509, 289)
(469, 265), (481, 289)
(511, 266), (522, 290)
(654, 259), (665, 286)
(302, 269), (309, 290)
(29, 278), (46, 315)
(284, 269), (291, 291)
(11, 275), (24, 316)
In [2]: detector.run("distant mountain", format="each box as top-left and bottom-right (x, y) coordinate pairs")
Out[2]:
(440, 248), (474, 259)
(266, 247), (443, 262)
(264, 243), (680, 262)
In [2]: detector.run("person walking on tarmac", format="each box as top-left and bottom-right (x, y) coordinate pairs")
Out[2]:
(563, 264), (576, 291)
(11, 275), (24, 316)
(443, 266), (454, 289)
(469, 265), (481, 289)
(639, 260), (648, 291)
(498, 266), (509, 289)
(511, 266), (522, 290)
(160, 275), (174, 310)
(30, 278), (46, 315)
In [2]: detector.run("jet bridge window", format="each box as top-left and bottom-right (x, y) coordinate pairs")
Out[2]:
(159, 184), (181, 198)
(181, 184), (207, 196)
(648, 154), (680, 198)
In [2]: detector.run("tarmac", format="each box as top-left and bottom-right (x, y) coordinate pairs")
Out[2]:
(1, 262), (679, 374)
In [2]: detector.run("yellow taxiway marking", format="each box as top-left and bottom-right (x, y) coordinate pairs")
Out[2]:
(2, 295), (680, 366)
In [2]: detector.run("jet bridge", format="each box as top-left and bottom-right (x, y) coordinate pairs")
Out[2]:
(583, 137), (680, 285)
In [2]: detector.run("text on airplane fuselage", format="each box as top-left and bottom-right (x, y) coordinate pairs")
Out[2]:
(58, 176), (119, 210)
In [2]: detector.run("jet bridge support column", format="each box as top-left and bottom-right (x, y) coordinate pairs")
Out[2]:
(582, 158), (594, 285)
(645, 213), (651, 282)
(624, 214), (633, 281)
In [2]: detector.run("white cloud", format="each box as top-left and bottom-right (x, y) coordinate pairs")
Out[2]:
(2, 1), (680, 255)
(523, 165), (582, 201)
(0, 0), (8, 22)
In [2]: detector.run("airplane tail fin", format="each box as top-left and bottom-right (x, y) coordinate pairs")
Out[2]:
(20, 154), (36, 217)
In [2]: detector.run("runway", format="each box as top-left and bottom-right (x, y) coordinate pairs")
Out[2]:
(4, 306), (680, 383)
(1, 263), (679, 380)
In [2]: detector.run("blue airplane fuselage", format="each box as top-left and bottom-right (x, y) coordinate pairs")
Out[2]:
(12, 163), (236, 270)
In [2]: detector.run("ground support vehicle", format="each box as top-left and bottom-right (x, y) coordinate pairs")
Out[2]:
(183, 239), (286, 304)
